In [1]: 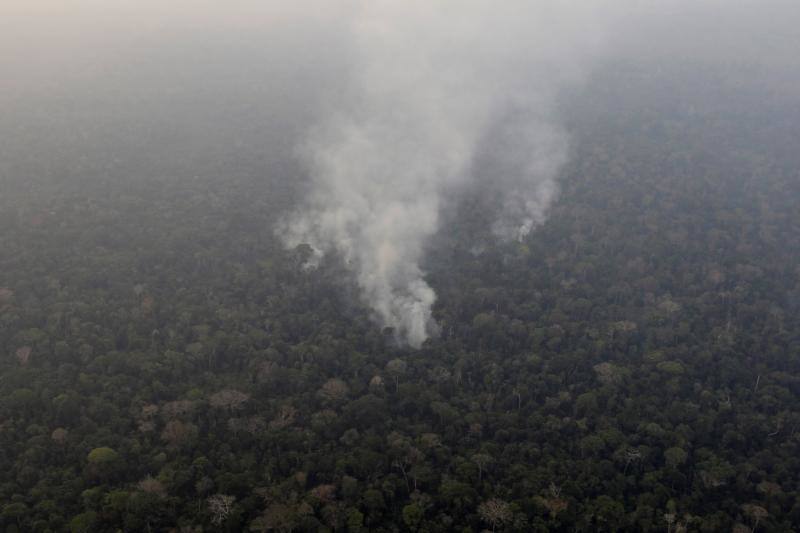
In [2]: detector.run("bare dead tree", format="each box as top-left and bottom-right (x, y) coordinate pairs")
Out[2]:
(207, 494), (235, 525)
(478, 498), (513, 532)
(664, 512), (676, 533)
(471, 453), (493, 482)
(742, 503), (768, 533)
(624, 448), (642, 474)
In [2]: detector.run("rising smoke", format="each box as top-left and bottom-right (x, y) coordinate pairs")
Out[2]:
(3, 1), (795, 348)
(281, 1), (608, 348)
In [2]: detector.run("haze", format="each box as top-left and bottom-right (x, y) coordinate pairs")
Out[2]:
(3, 0), (799, 346)
(3, 1), (800, 531)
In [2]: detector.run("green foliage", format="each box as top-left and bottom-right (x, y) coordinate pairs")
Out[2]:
(656, 360), (685, 375)
(87, 447), (120, 465)
(69, 511), (97, 533)
(1, 60), (799, 532)
(664, 447), (688, 468)
(402, 503), (424, 530)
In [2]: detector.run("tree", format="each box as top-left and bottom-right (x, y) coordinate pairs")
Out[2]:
(318, 378), (349, 403)
(269, 405), (297, 430)
(51, 427), (69, 444)
(369, 374), (385, 392)
(664, 447), (688, 469)
(589, 495), (625, 531)
(386, 359), (408, 392)
(401, 503), (424, 531)
(210, 389), (250, 411)
(255, 501), (311, 532)
(346, 507), (365, 532)
(207, 494), (236, 526)
(439, 479), (476, 513)
(15, 346), (32, 366)
(87, 447), (122, 479)
(664, 513), (676, 533)
(2, 503), (28, 529)
(69, 511), (98, 533)
(137, 477), (167, 499)
(471, 453), (493, 482)
(478, 498), (513, 532)
(741, 503), (767, 532)
(161, 419), (198, 449)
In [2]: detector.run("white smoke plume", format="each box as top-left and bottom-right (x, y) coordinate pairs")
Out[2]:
(281, 1), (608, 347)
(5, 0), (794, 348)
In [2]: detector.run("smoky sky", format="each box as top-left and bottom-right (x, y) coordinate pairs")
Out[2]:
(2, 1), (799, 347)
(3, 1), (797, 173)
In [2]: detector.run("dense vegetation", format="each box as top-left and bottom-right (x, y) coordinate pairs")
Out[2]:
(1, 64), (799, 532)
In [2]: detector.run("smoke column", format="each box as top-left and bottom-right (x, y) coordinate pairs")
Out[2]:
(281, 1), (607, 347)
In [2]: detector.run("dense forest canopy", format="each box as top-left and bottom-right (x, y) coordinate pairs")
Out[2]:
(2, 2), (800, 532)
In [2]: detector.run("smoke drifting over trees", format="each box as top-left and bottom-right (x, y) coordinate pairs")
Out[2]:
(276, 0), (800, 348)
(280, 2), (607, 347)
(2, 1), (798, 348)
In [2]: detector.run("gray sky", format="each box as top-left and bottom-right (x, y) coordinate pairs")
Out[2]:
(3, 1), (798, 107)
